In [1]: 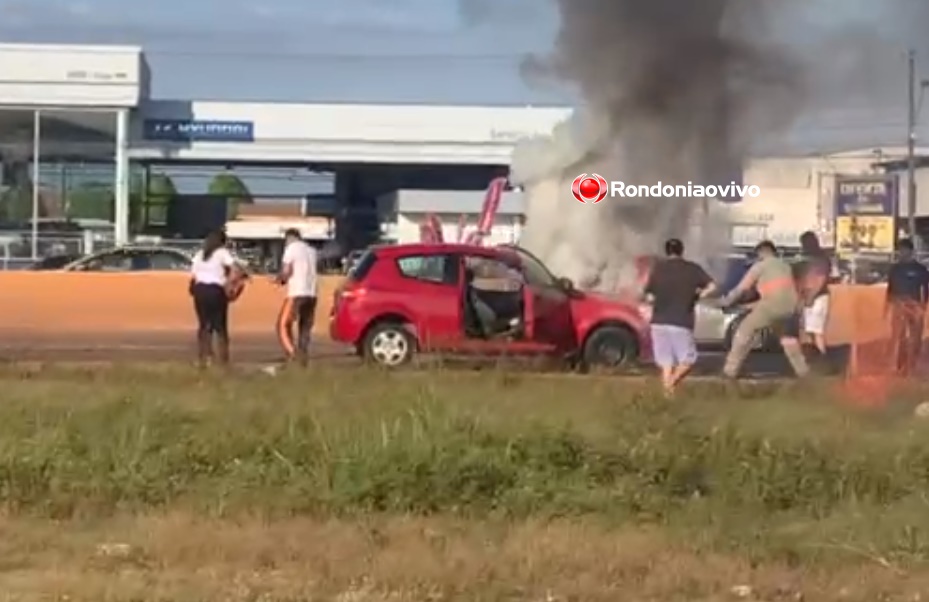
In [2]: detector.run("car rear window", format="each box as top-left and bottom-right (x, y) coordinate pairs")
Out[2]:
(347, 250), (377, 281)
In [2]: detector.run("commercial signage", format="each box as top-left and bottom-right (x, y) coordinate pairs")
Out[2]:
(0, 46), (140, 107)
(834, 174), (898, 255)
(143, 120), (254, 142)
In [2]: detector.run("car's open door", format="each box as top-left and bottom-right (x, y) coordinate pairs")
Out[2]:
(522, 284), (535, 340)
(506, 247), (575, 352)
(455, 254), (535, 355)
(526, 283), (574, 351)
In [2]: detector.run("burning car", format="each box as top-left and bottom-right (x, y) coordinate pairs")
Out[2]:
(329, 242), (650, 369)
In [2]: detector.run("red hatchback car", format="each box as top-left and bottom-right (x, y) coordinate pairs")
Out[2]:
(330, 243), (651, 370)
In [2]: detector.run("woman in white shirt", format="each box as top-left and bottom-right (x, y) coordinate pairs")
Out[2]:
(189, 230), (243, 365)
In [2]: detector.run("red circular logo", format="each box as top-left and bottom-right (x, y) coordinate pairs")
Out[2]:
(571, 173), (608, 203)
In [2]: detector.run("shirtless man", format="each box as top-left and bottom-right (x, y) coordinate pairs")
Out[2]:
(718, 240), (810, 380)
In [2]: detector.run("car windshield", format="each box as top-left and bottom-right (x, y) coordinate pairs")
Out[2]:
(508, 246), (558, 288)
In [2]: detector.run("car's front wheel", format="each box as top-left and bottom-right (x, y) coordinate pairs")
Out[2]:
(362, 322), (415, 367)
(581, 324), (638, 370)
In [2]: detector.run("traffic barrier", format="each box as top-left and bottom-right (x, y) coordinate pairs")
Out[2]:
(0, 272), (346, 336)
(0, 275), (897, 350)
(824, 283), (890, 345)
(827, 284), (900, 405)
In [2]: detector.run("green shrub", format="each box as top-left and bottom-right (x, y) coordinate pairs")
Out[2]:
(1, 366), (928, 561)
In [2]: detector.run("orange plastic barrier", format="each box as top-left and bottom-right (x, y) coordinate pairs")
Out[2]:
(0, 272), (345, 336)
(824, 284), (890, 345)
(0, 276), (897, 351)
(826, 284), (907, 404)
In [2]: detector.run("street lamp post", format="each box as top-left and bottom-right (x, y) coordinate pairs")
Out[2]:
(906, 50), (929, 248)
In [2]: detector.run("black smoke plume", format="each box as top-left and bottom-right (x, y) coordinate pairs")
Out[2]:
(512, 0), (804, 289)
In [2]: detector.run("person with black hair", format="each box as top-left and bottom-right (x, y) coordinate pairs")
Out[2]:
(795, 231), (832, 356)
(189, 230), (244, 366)
(718, 240), (809, 380)
(276, 228), (318, 365)
(642, 238), (717, 395)
(885, 238), (929, 375)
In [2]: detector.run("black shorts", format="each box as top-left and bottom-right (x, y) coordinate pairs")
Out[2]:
(770, 312), (801, 338)
(277, 295), (317, 354)
(191, 282), (229, 335)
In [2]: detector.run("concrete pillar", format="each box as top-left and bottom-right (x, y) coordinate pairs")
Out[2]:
(512, 215), (522, 243)
(113, 109), (130, 246)
(334, 168), (383, 250)
(334, 168), (356, 250)
(30, 110), (40, 260)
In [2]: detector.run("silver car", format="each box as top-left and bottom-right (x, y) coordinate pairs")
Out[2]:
(694, 303), (777, 351)
(636, 301), (775, 352)
(640, 253), (777, 352)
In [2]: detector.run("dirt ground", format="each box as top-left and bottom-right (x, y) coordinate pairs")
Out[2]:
(0, 331), (352, 363)
(0, 330), (819, 379)
(0, 513), (921, 602)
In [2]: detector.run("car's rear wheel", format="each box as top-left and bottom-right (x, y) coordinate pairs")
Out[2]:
(362, 322), (415, 367)
(581, 325), (638, 370)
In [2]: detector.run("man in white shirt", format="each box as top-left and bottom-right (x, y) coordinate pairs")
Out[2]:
(276, 228), (318, 365)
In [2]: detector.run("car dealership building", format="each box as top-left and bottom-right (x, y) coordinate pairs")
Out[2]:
(0, 43), (563, 251)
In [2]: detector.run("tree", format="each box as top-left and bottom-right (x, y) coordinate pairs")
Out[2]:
(145, 173), (178, 227)
(207, 173), (252, 218)
(148, 173), (177, 198)
(0, 160), (35, 223)
(67, 181), (112, 220)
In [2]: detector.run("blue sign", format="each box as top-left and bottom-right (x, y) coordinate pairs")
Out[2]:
(143, 119), (254, 142)
(834, 175), (897, 216)
(834, 175), (898, 255)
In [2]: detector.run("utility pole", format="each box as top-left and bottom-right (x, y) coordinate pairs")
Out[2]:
(907, 49), (918, 247)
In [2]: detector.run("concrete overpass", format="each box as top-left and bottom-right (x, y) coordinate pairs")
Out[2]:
(130, 100), (570, 166)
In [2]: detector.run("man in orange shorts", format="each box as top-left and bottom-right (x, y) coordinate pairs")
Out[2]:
(885, 238), (929, 375)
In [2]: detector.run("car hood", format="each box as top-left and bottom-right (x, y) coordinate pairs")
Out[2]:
(569, 289), (646, 323)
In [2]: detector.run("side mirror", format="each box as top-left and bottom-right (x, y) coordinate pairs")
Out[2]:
(556, 276), (575, 292)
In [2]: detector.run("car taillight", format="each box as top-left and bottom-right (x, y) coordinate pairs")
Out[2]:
(332, 284), (365, 314)
(340, 287), (366, 300)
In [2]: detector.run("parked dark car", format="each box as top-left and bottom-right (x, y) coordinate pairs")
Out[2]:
(61, 246), (193, 272)
(30, 254), (81, 270)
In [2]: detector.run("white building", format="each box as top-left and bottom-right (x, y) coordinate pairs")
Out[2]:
(731, 148), (926, 247)
(0, 42), (566, 250)
(379, 189), (524, 245)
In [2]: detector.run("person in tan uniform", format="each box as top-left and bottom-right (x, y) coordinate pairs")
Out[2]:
(717, 240), (810, 379)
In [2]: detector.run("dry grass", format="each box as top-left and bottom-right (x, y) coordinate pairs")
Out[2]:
(1, 513), (927, 601)
(0, 363), (924, 600)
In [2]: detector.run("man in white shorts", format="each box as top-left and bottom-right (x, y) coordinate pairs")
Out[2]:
(796, 231), (831, 357)
(643, 239), (717, 396)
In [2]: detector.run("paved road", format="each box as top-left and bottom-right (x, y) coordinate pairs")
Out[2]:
(0, 331), (843, 378)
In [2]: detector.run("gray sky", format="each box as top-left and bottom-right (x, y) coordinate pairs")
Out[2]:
(1, 0), (927, 152)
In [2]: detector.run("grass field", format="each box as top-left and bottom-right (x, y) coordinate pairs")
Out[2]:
(0, 364), (928, 600)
